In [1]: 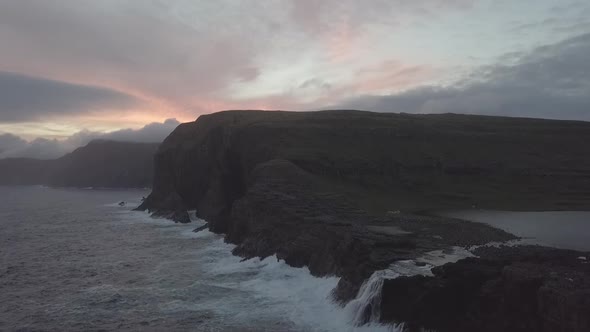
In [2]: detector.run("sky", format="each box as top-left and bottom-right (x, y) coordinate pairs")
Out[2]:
(0, 0), (589, 158)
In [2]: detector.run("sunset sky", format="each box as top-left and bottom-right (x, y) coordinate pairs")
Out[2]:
(1, 0), (589, 158)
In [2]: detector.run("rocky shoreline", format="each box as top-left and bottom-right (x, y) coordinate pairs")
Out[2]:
(138, 110), (590, 331)
(381, 245), (590, 332)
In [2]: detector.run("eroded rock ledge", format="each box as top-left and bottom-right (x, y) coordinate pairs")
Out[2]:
(138, 110), (590, 330)
(381, 246), (590, 332)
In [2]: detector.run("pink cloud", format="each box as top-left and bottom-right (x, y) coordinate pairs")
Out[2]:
(354, 61), (439, 93)
(0, 0), (473, 134)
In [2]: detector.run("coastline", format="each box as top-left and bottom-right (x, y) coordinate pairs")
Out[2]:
(139, 110), (590, 331)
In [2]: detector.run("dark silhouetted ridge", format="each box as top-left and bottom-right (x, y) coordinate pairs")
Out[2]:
(0, 140), (158, 188)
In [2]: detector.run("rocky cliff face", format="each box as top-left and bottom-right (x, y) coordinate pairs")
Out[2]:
(49, 140), (158, 188)
(380, 246), (590, 332)
(0, 158), (56, 185)
(0, 140), (158, 188)
(142, 110), (590, 219)
(140, 110), (590, 330)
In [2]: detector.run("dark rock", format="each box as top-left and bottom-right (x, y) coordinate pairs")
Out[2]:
(141, 110), (590, 219)
(137, 191), (190, 223)
(171, 210), (191, 224)
(380, 246), (590, 332)
(193, 224), (209, 233)
(138, 110), (590, 329)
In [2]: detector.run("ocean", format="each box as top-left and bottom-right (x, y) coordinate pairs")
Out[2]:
(442, 210), (590, 252)
(0, 186), (396, 332)
(3, 186), (588, 331)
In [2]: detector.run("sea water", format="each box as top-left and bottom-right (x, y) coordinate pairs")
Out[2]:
(0, 186), (398, 331)
(441, 210), (590, 252)
(6, 187), (585, 331)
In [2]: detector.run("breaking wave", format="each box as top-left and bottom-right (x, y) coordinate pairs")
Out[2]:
(117, 205), (398, 331)
(114, 203), (471, 331)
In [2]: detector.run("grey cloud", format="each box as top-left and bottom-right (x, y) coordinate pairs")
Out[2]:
(0, 118), (179, 159)
(78, 118), (181, 144)
(0, 133), (27, 154)
(0, 0), (475, 114)
(0, 1), (272, 110)
(289, 0), (472, 33)
(0, 71), (140, 122)
(338, 33), (590, 121)
(299, 78), (332, 90)
(1, 138), (70, 160)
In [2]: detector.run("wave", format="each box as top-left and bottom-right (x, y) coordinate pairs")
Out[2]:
(193, 236), (398, 332)
(114, 202), (473, 331)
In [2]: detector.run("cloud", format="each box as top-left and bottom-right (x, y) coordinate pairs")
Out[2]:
(66, 118), (181, 147)
(0, 133), (27, 154)
(1, 0), (588, 130)
(0, 137), (70, 160)
(100, 118), (181, 143)
(0, 0), (476, 118)
(0, 118), (179, 159)
(0, 0), (271, 113)
(337, 33), (590, 121)
(289, 0), (472, 34)
(0, 71), (141, 122)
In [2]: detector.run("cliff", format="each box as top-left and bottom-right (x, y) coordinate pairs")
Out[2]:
(0, 158), (56, 185)
(0, 140), (158, 188)
(142, 110), (590, 218)
(140, 110), (590, 330)
(381, 246), (590, 332)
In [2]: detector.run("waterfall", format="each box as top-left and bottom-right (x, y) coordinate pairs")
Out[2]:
(344, 261), (424, 326)
(345, 269), (394, 324)
(345, 247), (474, 326)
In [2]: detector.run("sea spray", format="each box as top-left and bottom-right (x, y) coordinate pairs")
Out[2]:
(177, 226), (398, 331)
(118, 204), (469, 331)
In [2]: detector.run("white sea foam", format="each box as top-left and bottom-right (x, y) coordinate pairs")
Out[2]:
(117, 204), (479, 331)
(194, 237), (400, 332)
(467, 237), (536, 251)
(117, 206), (400, 331)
